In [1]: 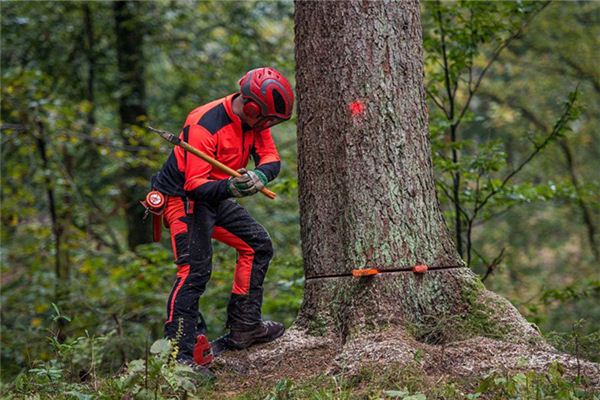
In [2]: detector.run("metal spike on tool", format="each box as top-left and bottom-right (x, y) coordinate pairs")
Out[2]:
(148, 126), (182, 145)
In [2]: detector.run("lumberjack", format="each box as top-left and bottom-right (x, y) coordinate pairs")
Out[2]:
(147, 67), (294, 371)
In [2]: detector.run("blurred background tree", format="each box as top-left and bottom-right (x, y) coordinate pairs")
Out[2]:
(1, 0), (598, 385)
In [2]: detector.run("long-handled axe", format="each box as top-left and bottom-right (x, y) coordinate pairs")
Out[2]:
(148, 126), (276, 200)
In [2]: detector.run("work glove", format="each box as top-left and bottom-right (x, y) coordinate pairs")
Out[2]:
(227, 169), (268, 197)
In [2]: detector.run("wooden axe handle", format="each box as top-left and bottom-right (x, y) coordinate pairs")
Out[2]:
(148, 126), (277, 200)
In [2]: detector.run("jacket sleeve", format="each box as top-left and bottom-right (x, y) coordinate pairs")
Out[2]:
(252, 128), (281, 182)
(182, 124), (230, 203)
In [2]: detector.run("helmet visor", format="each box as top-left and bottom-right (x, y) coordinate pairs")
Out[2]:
(253, 115), (286, 131)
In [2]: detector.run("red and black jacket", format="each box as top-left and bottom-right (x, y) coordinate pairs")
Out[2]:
(152, 94), (281, 202)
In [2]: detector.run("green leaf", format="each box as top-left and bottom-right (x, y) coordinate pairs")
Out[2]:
(64, 390), (94, 400)
(150, 338), (171, 356)
(516, 356), (529, 368)
(179, 378), (196, 393)
(512, 372), (527, 387)
(494, 377), (507, 385)
(384, 390), (409, 398)
(403, 394), (427, 400)
(127, 359), (146, 374)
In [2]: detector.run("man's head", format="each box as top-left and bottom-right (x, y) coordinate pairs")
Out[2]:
(238, 67), (294, 131)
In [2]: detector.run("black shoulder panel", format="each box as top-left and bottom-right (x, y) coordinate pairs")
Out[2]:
(197, 103), (232, 135)
(183, 125), (190, 142)
(182, 125), (190, 162)
(152, 151), (186, 197)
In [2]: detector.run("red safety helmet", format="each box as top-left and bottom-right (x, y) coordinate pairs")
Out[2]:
(238, 67), (294, 130)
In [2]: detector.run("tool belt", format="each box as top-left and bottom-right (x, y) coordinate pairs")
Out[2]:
(140, 190), (166, 242)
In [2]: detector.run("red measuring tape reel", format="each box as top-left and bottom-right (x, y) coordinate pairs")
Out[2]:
(146, 191), (165, 211)
(140, 190), (166, 242)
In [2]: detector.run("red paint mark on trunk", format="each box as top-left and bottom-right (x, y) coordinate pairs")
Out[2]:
(349, 100), (365, 117)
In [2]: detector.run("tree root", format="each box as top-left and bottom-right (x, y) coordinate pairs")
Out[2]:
(212, 269), (598, 390)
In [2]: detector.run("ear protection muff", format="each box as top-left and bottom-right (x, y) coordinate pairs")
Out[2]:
(240, 69), (265, 119)
(242, 99), (261, 119)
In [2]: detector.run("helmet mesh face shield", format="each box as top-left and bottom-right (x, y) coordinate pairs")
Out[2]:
(239, 67), (294, 128)
(253, 116), (286, 131)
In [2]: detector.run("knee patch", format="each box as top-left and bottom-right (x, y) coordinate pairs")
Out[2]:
(254, 235), (273, 262)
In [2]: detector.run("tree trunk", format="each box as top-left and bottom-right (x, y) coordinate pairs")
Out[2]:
(296, 0), (460, 278)
(113, 0), (152, 249)
(558, 139), (599, 261)
(34, 120), (70, 343)
(216, 0), (599, 387)
(293, 0), (538, 344)
(83, 3), (96, 129)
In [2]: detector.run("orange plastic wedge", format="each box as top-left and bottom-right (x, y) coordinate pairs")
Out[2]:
(352, 268), (379, 277)
(412, 264), (429, 273)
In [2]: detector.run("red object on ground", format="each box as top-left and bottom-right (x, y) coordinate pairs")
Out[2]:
(193, 334), (214, 366)
(412, 264), (429, 273)
(352, 268), (379, 277)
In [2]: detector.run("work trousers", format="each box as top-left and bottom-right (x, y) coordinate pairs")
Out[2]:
(163, 196), (273, 361)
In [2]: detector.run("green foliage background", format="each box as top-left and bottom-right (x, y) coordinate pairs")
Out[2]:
(1, 0), (598, 394)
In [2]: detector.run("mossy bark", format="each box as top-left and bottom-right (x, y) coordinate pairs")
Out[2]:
(294, 0), (539, 345)
(296, 269), (540, 346)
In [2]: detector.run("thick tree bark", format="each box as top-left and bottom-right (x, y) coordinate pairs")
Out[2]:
(294, 0), (536, 344)
(296, 0), (460, 277)
(113, 0), (152, 249)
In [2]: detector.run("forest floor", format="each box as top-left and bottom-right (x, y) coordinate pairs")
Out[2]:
(209, 326), (600, 398)
(3, 326), (598, 399)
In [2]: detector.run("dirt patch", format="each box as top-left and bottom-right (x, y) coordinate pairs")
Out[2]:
(212, 327), (339, 392)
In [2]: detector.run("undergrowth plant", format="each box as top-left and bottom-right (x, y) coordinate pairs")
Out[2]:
(6, 327), (212, 399)
(237, 361), (598, 400)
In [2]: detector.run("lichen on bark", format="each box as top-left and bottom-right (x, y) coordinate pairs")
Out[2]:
(296, 268), (541, 348)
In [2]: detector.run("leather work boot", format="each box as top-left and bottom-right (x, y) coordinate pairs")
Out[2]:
(227, 320), (285, 350)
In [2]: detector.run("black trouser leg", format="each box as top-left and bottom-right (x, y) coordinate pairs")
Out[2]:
(165, 201), (217, 361)
(212, 200), (274, 332)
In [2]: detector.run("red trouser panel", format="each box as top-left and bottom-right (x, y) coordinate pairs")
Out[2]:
(212, 227), (255, 295)
(164, 196), (188, 259)
(166, 265), (190, 324)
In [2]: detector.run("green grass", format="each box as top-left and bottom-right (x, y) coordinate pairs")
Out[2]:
(4, 353), (597, 400)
